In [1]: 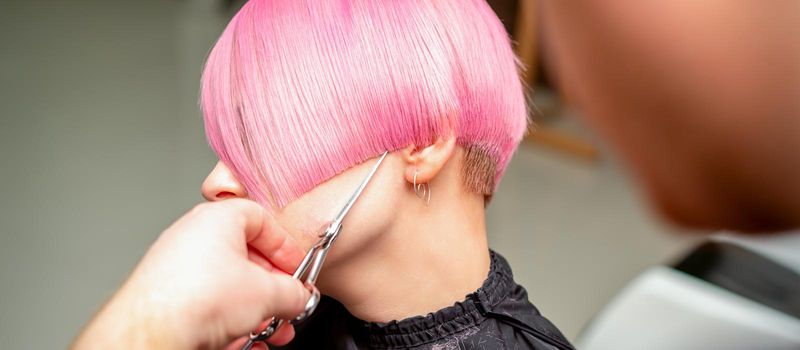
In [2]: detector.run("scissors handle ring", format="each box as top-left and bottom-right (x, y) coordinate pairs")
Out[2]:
(294, 282), (321, 323)
(243, 281), (321, 349)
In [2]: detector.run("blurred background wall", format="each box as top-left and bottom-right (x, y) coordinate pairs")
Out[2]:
(0, 1), (699, 348)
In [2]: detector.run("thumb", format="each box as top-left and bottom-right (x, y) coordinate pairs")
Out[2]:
(251, 271), (311, 321)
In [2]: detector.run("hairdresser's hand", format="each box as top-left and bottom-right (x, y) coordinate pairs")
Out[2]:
(72, 199), (309, 350)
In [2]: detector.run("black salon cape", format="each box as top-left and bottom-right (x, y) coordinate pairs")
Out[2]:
(274, 251), (575, 350)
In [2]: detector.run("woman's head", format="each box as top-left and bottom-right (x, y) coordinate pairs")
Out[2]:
(201, 0), (526, 209)
(201, 0), (526, 283)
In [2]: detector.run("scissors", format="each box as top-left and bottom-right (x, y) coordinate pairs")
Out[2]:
(241, 151), (389, 350)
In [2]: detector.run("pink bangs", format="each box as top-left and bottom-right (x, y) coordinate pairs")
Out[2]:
(201, 0), (526, 208)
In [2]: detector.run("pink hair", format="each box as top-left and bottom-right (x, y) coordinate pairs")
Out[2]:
(201, 0), (527, 208)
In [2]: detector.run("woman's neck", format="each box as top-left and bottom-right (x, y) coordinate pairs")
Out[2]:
(318, 183), (490, 323)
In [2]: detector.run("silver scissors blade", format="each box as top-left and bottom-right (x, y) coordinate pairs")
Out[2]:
(329, 151), (388, 228)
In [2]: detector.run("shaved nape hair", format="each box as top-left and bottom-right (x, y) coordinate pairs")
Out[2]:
(201, 0), (527, 208)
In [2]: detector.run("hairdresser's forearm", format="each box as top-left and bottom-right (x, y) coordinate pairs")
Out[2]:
(72, 200), (309, 350)
(72, 279), (196, 350)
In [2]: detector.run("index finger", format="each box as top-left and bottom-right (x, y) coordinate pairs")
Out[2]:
(247, 206), (306, 274)
(212, 199), (306, 274)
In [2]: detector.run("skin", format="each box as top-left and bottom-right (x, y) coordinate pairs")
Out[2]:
(201, 138), (491, 323)
(72, 199), (310, 350)
(541, 0), (800, 232)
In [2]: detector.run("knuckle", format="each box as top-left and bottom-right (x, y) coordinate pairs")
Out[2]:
(180, 199), (260, 237)
(188, 202), (227, 221)
(189, 202), (212, 215)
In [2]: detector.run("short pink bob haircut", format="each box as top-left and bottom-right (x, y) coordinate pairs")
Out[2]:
(202, 0), (527, 208)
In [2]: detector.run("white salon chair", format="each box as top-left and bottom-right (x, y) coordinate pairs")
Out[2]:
(577, 233), (800, 350)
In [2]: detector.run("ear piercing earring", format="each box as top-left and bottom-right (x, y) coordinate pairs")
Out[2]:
(412, 170), (431, 205)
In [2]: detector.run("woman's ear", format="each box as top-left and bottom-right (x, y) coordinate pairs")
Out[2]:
(401, 136), (457, 185)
